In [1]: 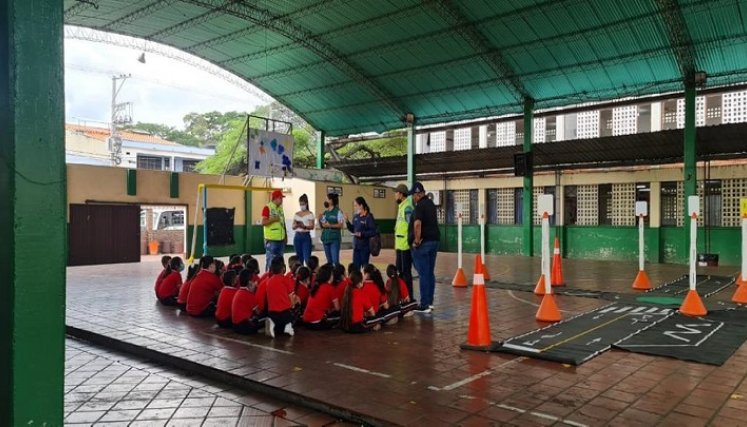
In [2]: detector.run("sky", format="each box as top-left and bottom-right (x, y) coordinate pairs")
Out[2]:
(64, 31), (269, 130)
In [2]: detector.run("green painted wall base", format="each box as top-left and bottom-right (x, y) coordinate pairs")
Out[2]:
(437, 224), (741, 266)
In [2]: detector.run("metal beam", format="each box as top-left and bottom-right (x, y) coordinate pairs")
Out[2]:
(522, 99), (534, 257)
(181, 0), (405, 118)
(64, 0), (98, 19)
(428, 0), (529, 102)
(101, 0), (178, 32)
(656, 0), (697, 82)
(146, 0), (238, 40)
(317, 130), (325, 169)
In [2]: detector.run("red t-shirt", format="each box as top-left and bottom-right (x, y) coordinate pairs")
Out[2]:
(362, 281), (385, 311)
(295, 283), (309, 307)
(156, 271), (182, 300)
(232, 287), (257, 324)
(186, 270), (223, 315)
(154, 269), (168, 291)
(266, 275), (293, 313)
(255, 276), (269, 313)
(336, 279), (351, 303)
(215, 287), (238, 322)
(350, 287), (373, 324)
(177, 278), (193, 305)
(302, 283), (337, 323)
(386, 278), (409, 302)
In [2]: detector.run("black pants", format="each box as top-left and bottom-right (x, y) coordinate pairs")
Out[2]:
(192, 301), (216, 318)
(396, 249), (414, 298)
(268, 310), (293, 336)
(344, 316), (382, 333)
(158, 296), (178, 307)
(216, 317), (232, 328)
(233, 318), (261, 335)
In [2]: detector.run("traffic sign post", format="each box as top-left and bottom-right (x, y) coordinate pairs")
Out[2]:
(536, 195), (560, 322)
(680, 196), (707, 316)
(632, 201), (651, 290)
(452, 203), (467, 287)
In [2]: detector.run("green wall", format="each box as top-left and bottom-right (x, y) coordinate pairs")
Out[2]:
(436, 224), (741, 266)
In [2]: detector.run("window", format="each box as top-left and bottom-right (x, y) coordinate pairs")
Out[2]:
(700, 180), (722, 227)
(660, 182), (680, 227)
(163, 157), (171, 171)
(577, 111), (600, 139)
(137, 155), (164, 170)
(446, 190), (476, 224)
(722, 178), (747, 227)
(722, 91), (747, 124)
(676, 96), (706, 128)
(182, 159), (200, 173)
(533, 117), (546, 143)
(453, 128), (471, 151)
(487, 188), (514, 225)
(429, 131), (446, 152)
(496, 121), (516, 147)
(612, 105), (638, 136)
(373, 189), (386, 198)
(514, 188), (523, 225)
(577, 185), (599, 225)
(598, 184), (613, 225)
(564, 186), (578, 225)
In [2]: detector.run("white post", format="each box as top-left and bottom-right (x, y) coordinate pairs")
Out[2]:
(457, 212), (463, 270)
(638, 215), (645, 272)
(689, 214), (697, 291)
(742, 217), (746, 282)
(480, 213), (485, 264)
(542, 214), (551, 294)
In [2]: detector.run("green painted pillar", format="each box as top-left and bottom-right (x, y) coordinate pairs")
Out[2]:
(316, 130), (325, 169)
(683, 85), (697, 247)
(244, 190), (253, 254)
(522, 99), (534, 256)
(0, 1), (66, 425)
(406, 115), (416, 187)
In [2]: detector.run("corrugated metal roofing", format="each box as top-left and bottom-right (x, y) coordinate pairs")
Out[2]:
(64, 0), (747, 136)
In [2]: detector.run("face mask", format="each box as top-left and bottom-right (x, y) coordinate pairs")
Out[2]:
(354, 207), (361, 214)
(178, 263), (185, 272)
(396, 199), (402, 205)
(300, 203), (308, 210)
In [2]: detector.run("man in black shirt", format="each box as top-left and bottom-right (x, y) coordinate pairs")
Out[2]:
(409, 182), (440, 314)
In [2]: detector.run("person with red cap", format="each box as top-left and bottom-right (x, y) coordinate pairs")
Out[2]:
(261, 189), (287, 272)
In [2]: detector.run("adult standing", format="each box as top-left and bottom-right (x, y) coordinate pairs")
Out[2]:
(345, 197), (376, 270)
(409, 182), (440, 314)
(319, 193), (344, 265)
(292, 194), (314, 266)
(393, 184), (415, 298)
(261, 190), (287, 272)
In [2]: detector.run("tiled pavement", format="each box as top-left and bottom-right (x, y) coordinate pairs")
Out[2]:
(67, 250), (747, 426)
(65, 338), (354, 426)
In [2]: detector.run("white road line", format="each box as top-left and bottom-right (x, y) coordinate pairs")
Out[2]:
(613, 306), (633, 313)
(629, 306), (647, 313)
(429, 358), (524, 391)
(645, 307), (661, 313)
(200, 332), (294, 355)
(332, 363), (391, 378)
(496, 403), (589, 427)
(501, 343), (541, 353)
(598, 306), (619, 314)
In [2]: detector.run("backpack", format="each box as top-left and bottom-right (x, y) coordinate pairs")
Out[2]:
(369, 226), (382, 257)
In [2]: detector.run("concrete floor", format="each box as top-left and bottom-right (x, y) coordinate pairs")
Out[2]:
(66, 250), (746, 426)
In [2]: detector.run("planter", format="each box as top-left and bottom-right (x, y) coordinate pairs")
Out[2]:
(148, 240), (160, 255)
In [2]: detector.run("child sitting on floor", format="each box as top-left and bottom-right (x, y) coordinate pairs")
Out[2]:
(186, 256), (223, 317)
(155, 256), (184, 306)
(362, 264), (389, 316)
(176, 264), (198, 310)
(385, 264), (418, 319)
(302, 264), (340, 329)
(264, 256), (297, 338)
(340, 271), (382, 333)
(215, 270), (239, 328)
(154, 255), (172, 291)
(232, 269), (262, 334)
(294, 266), (311, 310)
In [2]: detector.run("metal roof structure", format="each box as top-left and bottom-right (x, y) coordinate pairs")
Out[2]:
(328, 123), (747, 181)
(64, 0), (747, 136)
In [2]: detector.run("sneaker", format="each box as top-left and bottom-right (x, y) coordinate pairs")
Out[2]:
(414, 305), (432, 314)
(266, 318), (275, 338)
(284, 323), (295, 336)
(403, 310), (415, 318)
(372, 324), (382, 331)
(429, 305), (435, 311)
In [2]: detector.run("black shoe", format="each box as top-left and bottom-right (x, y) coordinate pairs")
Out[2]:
(414, 305), (433, 314)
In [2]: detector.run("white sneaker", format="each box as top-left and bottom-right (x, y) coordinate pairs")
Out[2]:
(266, 318), (275, 338)
(403, 310), (415, 318)
(429, 305), (435, 311)
(284, 323), (295, 336)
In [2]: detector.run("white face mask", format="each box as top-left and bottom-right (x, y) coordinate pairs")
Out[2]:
(300, 203), (308, 211)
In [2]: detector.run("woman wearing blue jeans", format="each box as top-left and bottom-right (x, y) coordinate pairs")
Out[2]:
(292, 194), (315, 266)
(345, 197), (376, 271)
(319, 193), (344, 266)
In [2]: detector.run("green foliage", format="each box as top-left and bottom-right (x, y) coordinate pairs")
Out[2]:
(194, 117), (248, 175)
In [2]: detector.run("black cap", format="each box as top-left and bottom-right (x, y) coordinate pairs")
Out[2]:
(410, 181), (426, 195)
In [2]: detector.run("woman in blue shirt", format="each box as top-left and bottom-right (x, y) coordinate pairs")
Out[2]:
(345, 196), (377, 271)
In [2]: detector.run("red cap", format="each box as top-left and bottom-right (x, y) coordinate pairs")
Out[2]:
(271, 190), (285, 200)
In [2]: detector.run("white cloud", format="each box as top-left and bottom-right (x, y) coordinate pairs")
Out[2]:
(64, 37), (267, 129)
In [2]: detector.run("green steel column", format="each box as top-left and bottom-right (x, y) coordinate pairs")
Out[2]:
(522, 99), (534, 256)
(407, 116), (416, 187)
(0, 1), (66, 425)
(683, 85), (697, 247)
(316, 130), (325, 169)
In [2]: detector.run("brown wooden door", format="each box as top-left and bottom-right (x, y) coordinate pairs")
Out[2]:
(68, 204), (141, 266)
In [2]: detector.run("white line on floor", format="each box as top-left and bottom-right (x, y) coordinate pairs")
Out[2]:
(332, 362), (391, 378)
(429, 357), (525, 391)
(506, 290), (575, 313)
(496, 403), (589, 427)
(200, 332), (294, 355)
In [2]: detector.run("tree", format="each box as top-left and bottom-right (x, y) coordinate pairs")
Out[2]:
(194, 116), (248, 175)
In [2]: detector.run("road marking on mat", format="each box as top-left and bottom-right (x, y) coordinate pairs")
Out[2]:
(506, 291), (575, 313)
(332, 363), (391, 378)
(495, 403), (588, 427)
(427, 357), (525, 391)
(200, 332), (294, 355)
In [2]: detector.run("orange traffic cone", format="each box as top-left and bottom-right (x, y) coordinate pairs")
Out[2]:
(534, 274), (547, 295)
(733, 281), (747, 303)
(679, 290), (707, 317)
(474, 255), (490, 282)
(472, 255), (483, 286)
(482, 263), (491, 281)
(536, 293), (562, 322)
(632, 270), (652, 291)
(738, 274), (747, 287)
(460, 263), (499, 352)
(551, 237), (564, 286)
(452, 267), (467, 288)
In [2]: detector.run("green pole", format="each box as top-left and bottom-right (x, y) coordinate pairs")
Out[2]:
(0, 0), (66, 424)
(683, 85), (697, 248)
(407, 115), (416, 187)
(523, 99), (534, 256)
(316, 130), (325, 169)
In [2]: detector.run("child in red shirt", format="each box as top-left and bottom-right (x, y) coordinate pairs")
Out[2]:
(361, 264), (389, 315)
(155, 257), (184, 306)
(154, 255), (172, 292)
(186, 256), (223, 317)
(302, 265), (340, 329)
(383, 264), (418, 322)
(232, 269), (261, 334)
(176, 264), (198, 310)
(294, 267), (311, 309)
(265, 256), (296, 338)
(215, 270), (239, 328)
(340, 271), (383, 333)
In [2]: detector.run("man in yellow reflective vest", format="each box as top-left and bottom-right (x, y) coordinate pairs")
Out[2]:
(261, 190), (287, 272)
(394, 184), (415, 298)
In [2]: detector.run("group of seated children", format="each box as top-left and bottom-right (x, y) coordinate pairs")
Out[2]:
(154, 253), (419, 338)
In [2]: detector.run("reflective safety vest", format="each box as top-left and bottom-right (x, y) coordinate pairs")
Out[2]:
(394, 196), (413, 250)
(263, 202), (286, 241)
